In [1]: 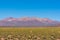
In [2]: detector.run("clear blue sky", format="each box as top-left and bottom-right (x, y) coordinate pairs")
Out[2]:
(0, 0), (60, 21)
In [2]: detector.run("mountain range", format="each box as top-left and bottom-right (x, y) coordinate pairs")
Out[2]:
(0, 17), (60, 27)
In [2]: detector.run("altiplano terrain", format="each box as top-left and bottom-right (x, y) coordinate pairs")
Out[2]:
(0, 27), (60, 40)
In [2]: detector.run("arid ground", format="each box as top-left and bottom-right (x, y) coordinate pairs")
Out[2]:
(0, 27), (60, 40)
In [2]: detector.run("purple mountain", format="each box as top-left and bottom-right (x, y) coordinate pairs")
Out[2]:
(0, 17), (60, 27)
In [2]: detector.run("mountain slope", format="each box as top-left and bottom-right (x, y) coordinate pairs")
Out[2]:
(0, 17), (60, 27)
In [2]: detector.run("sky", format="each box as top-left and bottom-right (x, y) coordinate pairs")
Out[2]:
(0, 0), (60, 21)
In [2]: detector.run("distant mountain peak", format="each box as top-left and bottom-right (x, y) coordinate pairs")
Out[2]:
(2, 17), (17, 21)
(0, 17), (59, 26)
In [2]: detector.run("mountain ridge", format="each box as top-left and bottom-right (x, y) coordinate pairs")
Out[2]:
(0, 17), (60, 27)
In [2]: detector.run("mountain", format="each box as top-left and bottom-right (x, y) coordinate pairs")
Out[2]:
(0, 17), (60, 27)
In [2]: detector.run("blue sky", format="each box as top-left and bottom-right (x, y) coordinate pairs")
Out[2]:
(0, 0), (60, 21)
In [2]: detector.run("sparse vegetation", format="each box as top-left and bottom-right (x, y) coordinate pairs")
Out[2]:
(0, 27), (60, 40)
